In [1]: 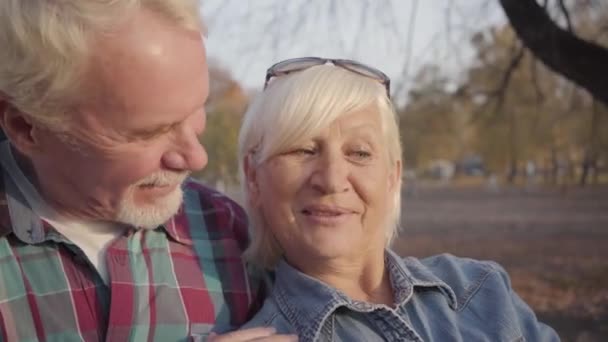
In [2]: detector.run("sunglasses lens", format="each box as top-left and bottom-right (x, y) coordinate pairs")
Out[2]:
(271, 58), (325, 74)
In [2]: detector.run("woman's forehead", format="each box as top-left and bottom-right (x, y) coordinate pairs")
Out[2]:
(282, 114), (384, 148)
(310, 107), (383, 137)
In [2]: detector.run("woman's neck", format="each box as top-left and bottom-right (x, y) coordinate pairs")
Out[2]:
(291, 250), (394, 306)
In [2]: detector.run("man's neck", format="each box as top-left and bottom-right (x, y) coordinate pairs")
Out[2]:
(10, 145), (89, 223)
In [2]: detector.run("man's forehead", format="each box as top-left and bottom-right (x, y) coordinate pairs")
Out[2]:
(92, 10), (207, 72)
(77, 9), (209, 137)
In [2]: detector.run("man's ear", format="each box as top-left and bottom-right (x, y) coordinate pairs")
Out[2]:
(243, 154), (261, 208)
(0, 101), (39, 156)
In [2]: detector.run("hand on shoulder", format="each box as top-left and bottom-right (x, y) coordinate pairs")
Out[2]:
(208, 327), (298, 342)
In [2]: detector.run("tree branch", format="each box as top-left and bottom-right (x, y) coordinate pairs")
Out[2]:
(468, 43), (526, 127)
(394, 0), (419, 98)
(499, 0), (608, 106)
(530, 60), (545, 104)
(556, 0), (574, 34)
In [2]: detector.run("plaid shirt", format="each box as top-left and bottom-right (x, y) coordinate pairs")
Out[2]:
(0, 168), (264, 341)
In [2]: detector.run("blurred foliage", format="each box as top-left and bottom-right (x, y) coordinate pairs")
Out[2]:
(193, 63), (248, 186)
(195, 109), (241, 185)
(399, 6), (608, 185)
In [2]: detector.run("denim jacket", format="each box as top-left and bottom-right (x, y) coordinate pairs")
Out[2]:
(241, 250), (559, 342)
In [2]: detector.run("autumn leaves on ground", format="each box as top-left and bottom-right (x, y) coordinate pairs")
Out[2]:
(395, 184), (608, 341)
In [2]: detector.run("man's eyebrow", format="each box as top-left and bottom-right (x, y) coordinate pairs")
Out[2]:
(128, 122), (177, 139)
(128, 104), (206, 138)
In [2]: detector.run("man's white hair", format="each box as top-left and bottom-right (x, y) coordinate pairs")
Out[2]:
(0, 0), (204, 131)
(238, 64), (403, 269)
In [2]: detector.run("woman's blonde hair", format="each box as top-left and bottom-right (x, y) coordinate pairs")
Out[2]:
(238, 64), (403, 269)
(0, 0), (204, 130)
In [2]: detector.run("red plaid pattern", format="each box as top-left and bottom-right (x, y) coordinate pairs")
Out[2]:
(0, 171), (264, 341)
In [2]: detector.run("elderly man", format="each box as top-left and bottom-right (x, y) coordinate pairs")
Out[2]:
(0, 1), (292, 341)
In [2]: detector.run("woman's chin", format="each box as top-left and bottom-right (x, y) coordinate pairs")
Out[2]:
(297, 236), (362, 261)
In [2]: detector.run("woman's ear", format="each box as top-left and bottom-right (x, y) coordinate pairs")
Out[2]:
(0, 101), (39, 156)
(243, 154), (261, 208)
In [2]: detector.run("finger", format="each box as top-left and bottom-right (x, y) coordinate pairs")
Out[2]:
(208, 327), (277, 342)
(250, 334), (298, 342)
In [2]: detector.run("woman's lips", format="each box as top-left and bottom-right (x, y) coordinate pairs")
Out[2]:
(301, 204), (357, 226)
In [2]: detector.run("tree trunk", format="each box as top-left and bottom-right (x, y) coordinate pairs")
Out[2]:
(580, 100), (601, 186)
(507, 108), (518, 184)
(499, 0), (608, 107)
(507, 161), (517, 184)
(550, 147), (558, 185)
(579, 155), (590, 186)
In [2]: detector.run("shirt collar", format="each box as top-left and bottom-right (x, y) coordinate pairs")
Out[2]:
(0, 170), (66, 244)
(161, 212), (194, 246)
(271, 249), (458, 341)
(390, 250), (458, 309)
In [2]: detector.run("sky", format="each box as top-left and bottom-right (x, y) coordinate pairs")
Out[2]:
(200, 0), (506, 100)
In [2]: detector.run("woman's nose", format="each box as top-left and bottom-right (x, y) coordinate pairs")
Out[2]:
(310, 152), (350, 194)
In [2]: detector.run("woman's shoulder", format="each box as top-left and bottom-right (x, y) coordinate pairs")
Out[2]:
(240, 297), (297, 335)
(417, 253), (506, 279)
(401, 253), (559, 340)
(403, 253), (513, 309)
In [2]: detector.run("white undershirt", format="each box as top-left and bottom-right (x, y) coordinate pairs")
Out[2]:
(0, 141), (122, 284)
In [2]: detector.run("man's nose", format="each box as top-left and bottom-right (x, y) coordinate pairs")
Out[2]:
(162, 125), (208, 172)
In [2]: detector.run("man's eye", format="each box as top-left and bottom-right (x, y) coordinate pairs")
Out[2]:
(140, 132), (164, 140)
(134, 126), (173, 141)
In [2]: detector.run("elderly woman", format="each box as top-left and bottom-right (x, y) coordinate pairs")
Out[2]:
(237, 57), (559, 342)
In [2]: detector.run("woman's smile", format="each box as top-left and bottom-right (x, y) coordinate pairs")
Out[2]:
(300, 203), (358, 226)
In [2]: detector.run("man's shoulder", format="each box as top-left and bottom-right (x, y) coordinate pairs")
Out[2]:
(178, 178), (249, 249)
(182, 179), (246, 219)
(183, 178), (243, 208)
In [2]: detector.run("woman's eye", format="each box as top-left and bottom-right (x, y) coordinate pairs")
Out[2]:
(350, 150), (372, 159)
(286, 146), (317, 156)
(294, 148), (316, 155)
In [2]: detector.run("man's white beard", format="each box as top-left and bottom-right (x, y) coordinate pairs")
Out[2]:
(116, 171), (189, 229)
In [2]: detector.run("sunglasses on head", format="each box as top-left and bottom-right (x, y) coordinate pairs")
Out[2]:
(264, 57), (391, 98)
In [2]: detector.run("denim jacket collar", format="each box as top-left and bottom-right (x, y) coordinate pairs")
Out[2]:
(271, 249), (458, 341)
